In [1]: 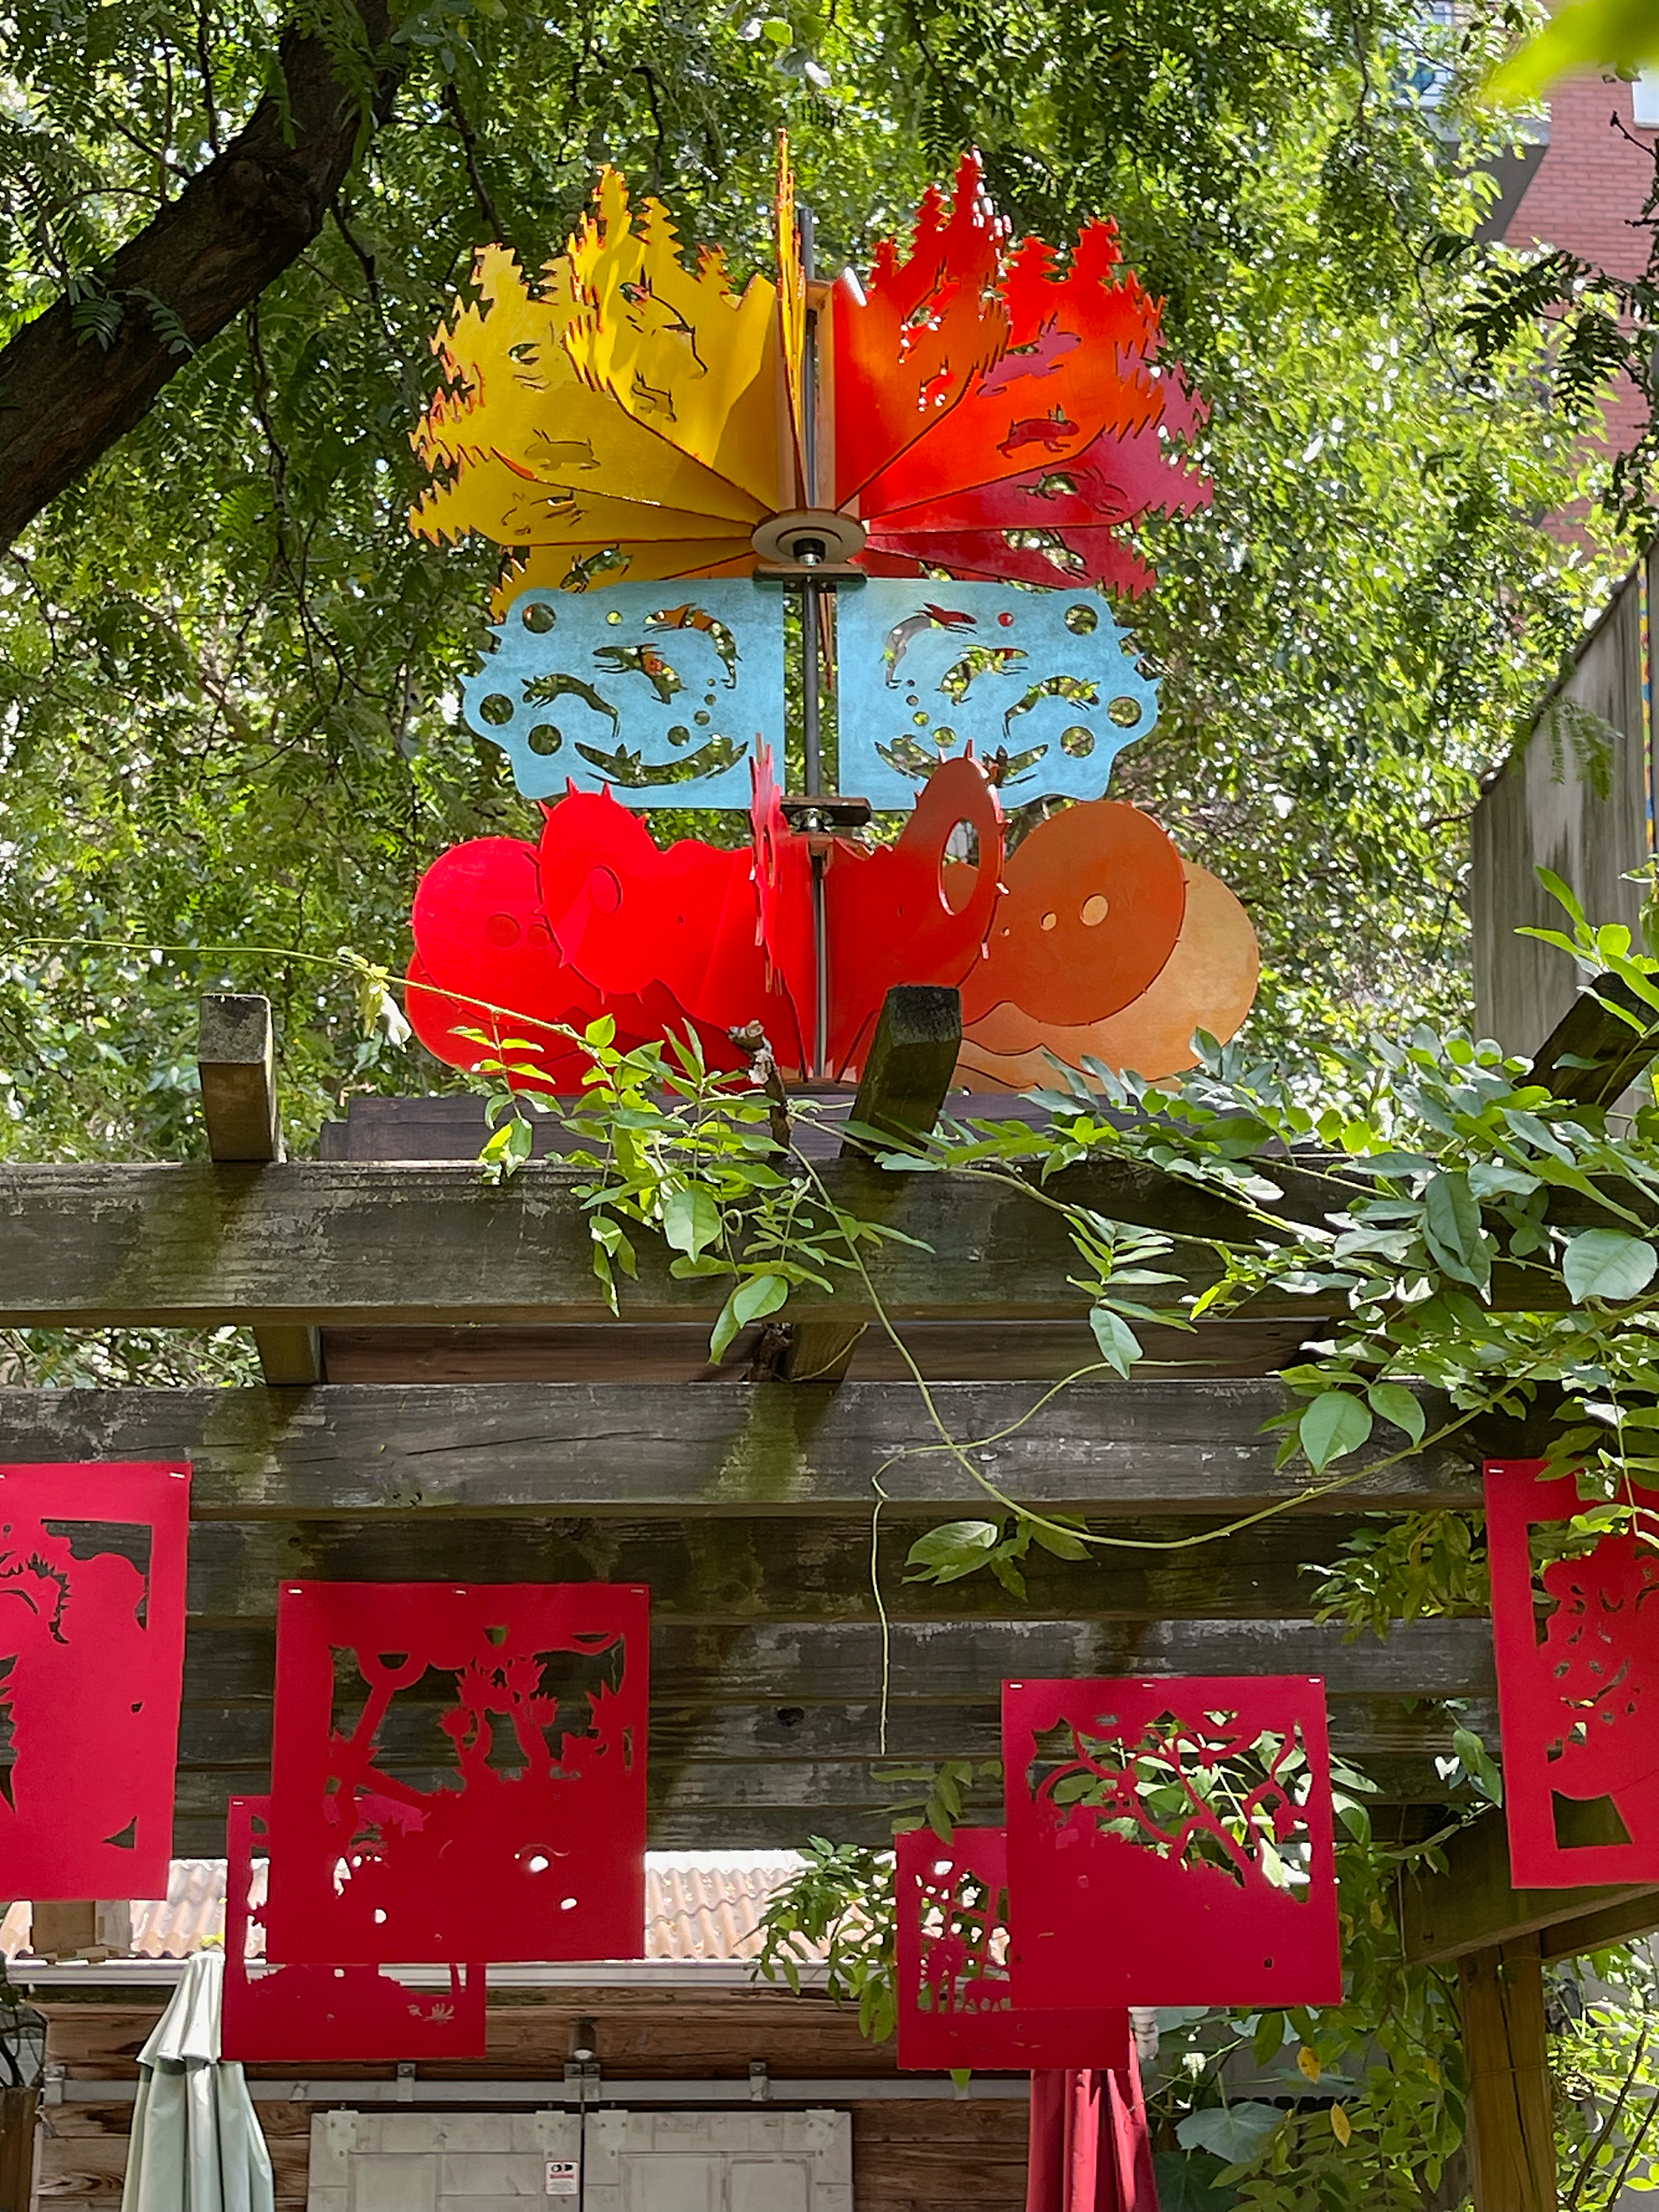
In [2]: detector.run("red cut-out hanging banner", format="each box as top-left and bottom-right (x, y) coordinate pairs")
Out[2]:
(1486, 1458), (1659, 1886)
(265, 1581), (649, 1966)
(221, 1796), (487, 2064)
(895, 1825), (1134, 2070)
(1004, 1676), (1342, 2010)
(0, 1461), (190, 1899)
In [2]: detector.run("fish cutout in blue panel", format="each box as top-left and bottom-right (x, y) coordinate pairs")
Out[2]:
(835, 581), (1159, 810)
(461, 582), (785, 809)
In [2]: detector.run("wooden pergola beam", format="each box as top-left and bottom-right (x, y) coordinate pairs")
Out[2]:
(158, 1509), (1415, 1623)
(1526, 971), (1659, 1108)
(0, 1158), (1619, 1328)
(157, 1614), (1496, 1851)
(169, 1689), (1494, 1774)
(172, 1615), (1491, 1702)
(0, 1380), (1482, 1515)
(1403, 1801), (1659, 1964)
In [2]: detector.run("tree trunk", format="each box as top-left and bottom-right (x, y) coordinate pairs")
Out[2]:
(0, 0), (403, 550)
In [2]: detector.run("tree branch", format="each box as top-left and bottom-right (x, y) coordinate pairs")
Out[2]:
(440, 82), (502, 239)
(0, 0), (404, 551)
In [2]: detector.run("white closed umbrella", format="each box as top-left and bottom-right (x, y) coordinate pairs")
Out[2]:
(122, 1952), (274, 2212)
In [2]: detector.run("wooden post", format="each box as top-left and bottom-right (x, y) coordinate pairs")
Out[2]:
(782, 985), (963, 1383)
(198, 994), (323, 1384)
(1460, 1934), (1555, 2212)
(0, 2086), (35, 2212)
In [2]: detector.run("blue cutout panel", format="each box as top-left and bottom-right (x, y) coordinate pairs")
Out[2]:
(462, 582), (784, 809)
(835, 581), (1159, 811)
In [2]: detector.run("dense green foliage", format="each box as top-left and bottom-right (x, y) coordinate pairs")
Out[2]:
(0, 0), (1620, 1163)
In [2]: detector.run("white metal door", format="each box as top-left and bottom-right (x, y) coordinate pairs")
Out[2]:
(307, 2107), (852, 2212)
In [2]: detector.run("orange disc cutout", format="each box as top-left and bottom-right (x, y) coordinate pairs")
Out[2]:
(962, 800), (1186, 1026)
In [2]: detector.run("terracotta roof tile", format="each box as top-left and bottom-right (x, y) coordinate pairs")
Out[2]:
(6, 1855), (810, 1964)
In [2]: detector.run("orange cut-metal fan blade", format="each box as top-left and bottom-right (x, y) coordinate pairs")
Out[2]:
(961, 800), (1186, 1027)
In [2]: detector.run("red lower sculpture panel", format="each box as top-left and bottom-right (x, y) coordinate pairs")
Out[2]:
(0, 1461), (190, 1898)
(895, 1826), (1135, 2070)
(405, 750), (1255, 1091)
(1003, 1676), (1342, 2010)
(264, 1581), (649, 1965)
(220, 1796), (488, 2063)
(1486, 1459), (1659, 1886)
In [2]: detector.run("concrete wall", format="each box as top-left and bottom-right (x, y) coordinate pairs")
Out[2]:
(1471, 563), (1650, 1057)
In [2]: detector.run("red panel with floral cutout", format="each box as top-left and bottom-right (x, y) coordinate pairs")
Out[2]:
(1486, 1458), (1659, 1886)
(0, 1461), (190, 1899)
(1004, 1675), (1342, 2008)
(265, 1581), (648, 1965)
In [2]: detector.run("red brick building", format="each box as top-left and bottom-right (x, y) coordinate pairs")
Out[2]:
(1495, 67), (1658, 450)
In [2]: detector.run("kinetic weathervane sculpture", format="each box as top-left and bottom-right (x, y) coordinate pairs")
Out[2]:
(407, 143), (1259, 1086)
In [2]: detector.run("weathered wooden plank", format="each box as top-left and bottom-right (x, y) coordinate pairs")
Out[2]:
(174, 1511), (1376, 1623)
(37, 1986), (922, 2079)
(319, 1317), (1325, 1383)
(0, 1382), (1483, 1517)
(175, 1617), (1494, 1705)
(167, 1689), (1496, 1769)
(324, 1087), (1048, 1165)
(0, 1158), (1608, 1327)
(164, 1747), (1468, 1811)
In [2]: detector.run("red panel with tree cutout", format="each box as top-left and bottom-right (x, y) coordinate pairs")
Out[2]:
(1003, 1675), (1342, 2009)
(895, 1824), (1134, 2070)
(265, 1581), (649, 1965)
(221, 1795), (487, 2062)
(1486, 1458), (1659, 1886)
(0, 1461), (190, 1898)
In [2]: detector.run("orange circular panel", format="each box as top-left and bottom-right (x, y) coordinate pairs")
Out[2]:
(957, 863), (1258, 1088)
(962, 801), (1187, 1026)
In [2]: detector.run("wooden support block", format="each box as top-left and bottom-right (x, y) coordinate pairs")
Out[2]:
(198, 994), (282, 1161)
(838, 985), (965, 1153)
(1403, 1801), (1653, 1963)
(0, 2086), (35, 2212)
(1527, 970), (1659, 1108)
(1460, 1935), (1555, 2212)
(27, 1900), (128, 1960)
(197, 995), (323, 1386)
(783, 986), (962, 1383)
